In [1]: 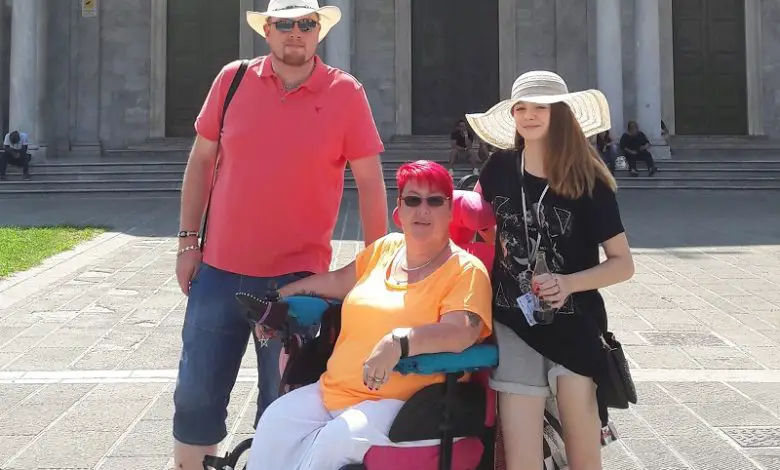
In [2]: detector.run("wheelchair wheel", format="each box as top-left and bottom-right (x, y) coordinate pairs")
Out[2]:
(227, 438), (253, 470)
(203, 437), (253, 470)
(456, 173), (480, 191)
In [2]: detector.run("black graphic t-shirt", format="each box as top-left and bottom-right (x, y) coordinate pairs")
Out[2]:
(479, 149), (625, 380)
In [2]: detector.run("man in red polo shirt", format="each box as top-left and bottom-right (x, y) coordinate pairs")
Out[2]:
(172, 1), (388, 467)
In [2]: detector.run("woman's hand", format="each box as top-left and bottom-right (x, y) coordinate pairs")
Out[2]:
(362, 334), (402, 391)
(533, 273), (572, 309)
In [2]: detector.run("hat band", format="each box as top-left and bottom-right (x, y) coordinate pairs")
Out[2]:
(273, 4), (317, 11)
(512, 84), (568, 99)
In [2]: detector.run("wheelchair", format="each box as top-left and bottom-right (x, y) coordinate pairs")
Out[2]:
(202, 186), (619, 470)
(203, 292), (499, 470)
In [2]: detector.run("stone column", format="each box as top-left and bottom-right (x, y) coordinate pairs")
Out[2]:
(596, 0), (624, 135)
(634, 0), (669, 158)
(9, 0), (47, 157)
(324, 0), (351, 72)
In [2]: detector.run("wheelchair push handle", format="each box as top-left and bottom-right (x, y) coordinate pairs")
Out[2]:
(234, 290), (290, 331)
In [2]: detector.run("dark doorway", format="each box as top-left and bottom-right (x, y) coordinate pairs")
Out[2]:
(411, 0), (499, 135)
(672, 0), (748, 135)
(166, 0), (240, 137)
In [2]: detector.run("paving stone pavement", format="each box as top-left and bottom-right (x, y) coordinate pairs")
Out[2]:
(1, 190), (780, 470)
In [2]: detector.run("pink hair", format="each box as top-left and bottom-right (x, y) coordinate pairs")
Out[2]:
(396, 160), (454, 198)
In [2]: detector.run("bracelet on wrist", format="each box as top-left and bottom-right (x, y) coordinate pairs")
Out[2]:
(177, 230), (200, 238)
(177, 245), (200, 257)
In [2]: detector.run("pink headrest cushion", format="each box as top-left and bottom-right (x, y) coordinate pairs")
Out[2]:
(451, 190), (495, 232)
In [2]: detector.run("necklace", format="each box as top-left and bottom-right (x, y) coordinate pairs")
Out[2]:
(399, 244), (450, 272)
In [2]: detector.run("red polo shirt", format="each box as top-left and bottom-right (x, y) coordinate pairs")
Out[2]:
(195, 56), (384, 277)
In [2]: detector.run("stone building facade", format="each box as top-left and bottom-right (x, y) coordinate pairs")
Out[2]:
(0, 0), (778, 159)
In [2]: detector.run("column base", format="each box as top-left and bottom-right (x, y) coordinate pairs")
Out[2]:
(28, 144), (47, 160)
(650, 144), (671, 161)
(69, 143), (103, 159)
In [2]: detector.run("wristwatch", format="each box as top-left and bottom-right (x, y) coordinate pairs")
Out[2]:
(177, 230), (199, 238)
(392, 328), (411, 359)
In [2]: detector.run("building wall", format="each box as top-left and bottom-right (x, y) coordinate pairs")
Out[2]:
(45, 0), (153, 153)
(762, 0), (780, 137)
(352, 0), (396, 138)
(7, 0), (780, 155)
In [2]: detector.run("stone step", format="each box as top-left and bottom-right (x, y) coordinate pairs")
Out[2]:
(4, 178), (780, 199)
(20, 170), (186, 181)
(28, 162), (188, 173)
(0, 179), (183, 191)
(612, 176), (780, 189)
(26, 157), (780, 174)
(670, 149), (780, 160)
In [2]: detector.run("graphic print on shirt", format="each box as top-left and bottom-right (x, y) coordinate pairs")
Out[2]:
(493, 195), (575, 315)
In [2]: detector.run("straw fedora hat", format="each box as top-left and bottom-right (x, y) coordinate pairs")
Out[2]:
(465, 71), (611, 150)
(247, 0), (342, 43)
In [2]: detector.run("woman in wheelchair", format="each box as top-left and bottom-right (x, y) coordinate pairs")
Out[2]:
(246, 160), (493, 470)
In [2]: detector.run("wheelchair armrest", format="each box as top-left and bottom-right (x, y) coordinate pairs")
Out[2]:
(285, 295), (341, 327)
(393, 344), (498, 375)
(235, 293), (340, 330)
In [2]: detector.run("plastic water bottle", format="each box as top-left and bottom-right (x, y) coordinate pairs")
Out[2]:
(532, 252), (556, 325)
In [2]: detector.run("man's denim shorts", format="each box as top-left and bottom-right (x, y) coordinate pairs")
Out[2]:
(172, 262), (309, 446)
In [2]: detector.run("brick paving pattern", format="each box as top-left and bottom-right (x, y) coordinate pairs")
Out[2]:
(1, 190), (780, 469)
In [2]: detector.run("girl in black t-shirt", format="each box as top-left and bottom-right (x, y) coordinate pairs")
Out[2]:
(466, 71), (635, 470)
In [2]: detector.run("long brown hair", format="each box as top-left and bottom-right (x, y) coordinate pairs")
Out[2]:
(514, 103), (617, 199)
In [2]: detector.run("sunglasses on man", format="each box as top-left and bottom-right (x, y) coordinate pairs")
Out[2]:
(399, 195), (450, 208)
(271, 18), (319, 33)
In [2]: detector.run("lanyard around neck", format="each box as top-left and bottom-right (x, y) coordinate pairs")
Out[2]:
(517, 150), (550, 261)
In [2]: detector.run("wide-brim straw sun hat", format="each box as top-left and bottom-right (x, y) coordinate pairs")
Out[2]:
(247, 0), (342, 43)
(465, 71), (611, 149)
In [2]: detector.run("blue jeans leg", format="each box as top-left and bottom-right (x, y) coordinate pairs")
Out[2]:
(172, 263), (307, 446)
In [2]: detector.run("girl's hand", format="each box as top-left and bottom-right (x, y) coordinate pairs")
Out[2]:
(533, 273), (572, 309)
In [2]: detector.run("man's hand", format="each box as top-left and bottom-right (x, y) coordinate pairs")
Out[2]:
(176, 246), (202, 296)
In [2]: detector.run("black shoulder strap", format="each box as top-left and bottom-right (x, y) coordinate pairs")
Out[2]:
(199, 60), (249, 249)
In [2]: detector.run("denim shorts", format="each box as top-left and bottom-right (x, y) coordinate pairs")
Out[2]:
(489, 322), (582, 397)
(172, 262), (310, 446)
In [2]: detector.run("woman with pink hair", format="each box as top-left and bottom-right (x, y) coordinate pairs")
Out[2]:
(248, 160), (494, 470)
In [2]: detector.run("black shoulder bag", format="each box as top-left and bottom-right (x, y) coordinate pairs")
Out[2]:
(597, 330), (638, 409)
(199, 60), (249, 249)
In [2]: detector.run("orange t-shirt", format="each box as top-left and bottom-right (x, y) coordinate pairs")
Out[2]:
(195, 56), (384, 277)
(319, 233), (494, 411)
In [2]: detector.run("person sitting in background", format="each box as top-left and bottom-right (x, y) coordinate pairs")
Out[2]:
(247, 160), (493, 470)
(1, 130), (31, 181)
(619, 121), (658, 177)
(449, 119), (481, 176)
(596, 130), (619, 174)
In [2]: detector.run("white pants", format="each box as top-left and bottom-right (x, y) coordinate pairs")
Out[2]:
(247, 382), (439, 470)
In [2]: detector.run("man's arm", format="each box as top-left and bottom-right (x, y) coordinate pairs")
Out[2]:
(350, 156), (388, 246)
(179, 135), (219, 247)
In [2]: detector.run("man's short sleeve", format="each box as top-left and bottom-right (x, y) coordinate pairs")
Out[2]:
(3, 134), (9, 146)
(20, 133), (28, 145)
(194, 63), (236, 142)
(342, 84), (384, 162)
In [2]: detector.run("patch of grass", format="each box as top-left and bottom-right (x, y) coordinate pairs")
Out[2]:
(0, 225), (106, 278)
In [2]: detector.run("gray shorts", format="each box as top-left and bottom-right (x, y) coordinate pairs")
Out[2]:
(489, 322), (584, 397)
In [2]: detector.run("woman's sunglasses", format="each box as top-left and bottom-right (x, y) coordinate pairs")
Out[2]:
(400, 195), (449, 208)
(271, 19), (319, 33)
